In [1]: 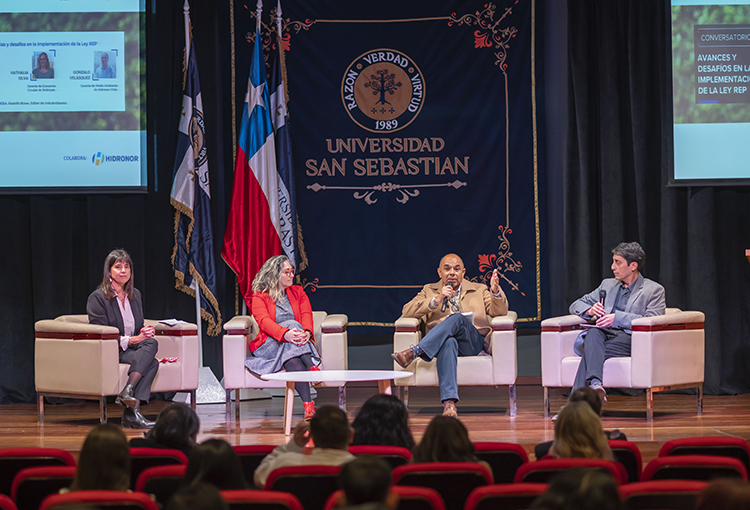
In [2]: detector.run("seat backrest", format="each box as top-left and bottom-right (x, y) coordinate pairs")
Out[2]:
(0, 496), (16, 510)
(514, 458), (624, 485)
(659, 436), (750, 472)
(11, 466), (76, 510)
(465, 483), (548, 510)
(128, 448), (188, 491)
(392, 462), (492, 510)
(324, 486), (446, 510)
(39, 491), (159, 510)
(472, 442), (529, 484)
(642, 455), (748, 481)
(265, 466), (342, 510)
(232, 445), (277, 488)
(620, 480), (708, 510)
(0, 448), (76, 497)
(54, 315), (89, 324)
(348, 445), (413, 470)
(134, 464), (187, 507)
(221, 489), (303, 510)
(609, 440), (642, 483)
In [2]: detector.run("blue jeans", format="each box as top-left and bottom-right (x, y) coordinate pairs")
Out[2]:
(417, 313), (485, 402)
(572, 327), (632, 391)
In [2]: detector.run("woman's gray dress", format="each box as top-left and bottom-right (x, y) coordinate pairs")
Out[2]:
(244, 294), (321, 375)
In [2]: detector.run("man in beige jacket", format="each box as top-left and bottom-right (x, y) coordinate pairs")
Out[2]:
(392, 253), (508, 417)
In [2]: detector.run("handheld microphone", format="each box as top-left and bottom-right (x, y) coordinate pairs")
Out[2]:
(599, 289), (606, 308)
(441, 282), (457, 312)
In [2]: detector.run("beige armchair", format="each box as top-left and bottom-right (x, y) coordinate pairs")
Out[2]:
(222, 312), (348, 411)
(392, 311), (518, 416)
(540, 308), (705, 421)
(35, 315), (199, 423)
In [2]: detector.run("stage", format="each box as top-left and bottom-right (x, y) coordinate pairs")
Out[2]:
(2, 384), (748, 468)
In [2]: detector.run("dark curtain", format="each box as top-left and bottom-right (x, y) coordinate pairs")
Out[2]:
(0, 0), (235, 403)
(565, 0), (750, 394)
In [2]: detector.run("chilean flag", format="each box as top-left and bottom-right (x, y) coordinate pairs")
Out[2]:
(222, 2), (291, 304)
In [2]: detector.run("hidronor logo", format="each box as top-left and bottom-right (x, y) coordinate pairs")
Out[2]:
(92, 152), (139, 165)
(342, 48), (425, 133)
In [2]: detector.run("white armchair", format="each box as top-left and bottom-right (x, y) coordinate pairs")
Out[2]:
(392, 311), (518, 416)
(540, 308), (705, 421)
(222, 312), (348, 412)
(35, 315), (199, 423)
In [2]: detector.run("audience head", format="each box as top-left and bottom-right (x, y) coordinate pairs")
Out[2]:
(252, 255), (291, 301)
(71, 423), (130, 491)
(184, 438), (248, 490)
(310, 405), (353, 449)
(339, 456), (397, 508)
(166, 482), (228, 510)
(568, 386), (602, 416)
(530, 469), (622, 510)
(100, 248), (134, 299)
(414, 415), (477, 463)
(612, 242), (645, 272)
(144, 403), (200, 452)
(351, 393), (415, 450)
(550, 401), (613, 460)
(696, 479), (750, 510)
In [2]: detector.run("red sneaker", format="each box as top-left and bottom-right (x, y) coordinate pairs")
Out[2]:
(303, 401), (316, 420)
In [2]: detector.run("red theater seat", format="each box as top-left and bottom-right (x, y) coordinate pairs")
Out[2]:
(324, 486), (446, 510)
(514, 458), (625, 485)
(221, 489), (303, 510)
(11, 466), (76, 510)
(620, 480), (708, 510)
(472, 442), (529, 483)
(40, 491), (159, 510)
(232, 445), (276, 487)
(465, 483), (548, 510)
(642, 455), (747, 481)
(609, 440), (643, 483)
(348, 445), (413, 469)
(134, 464), (186, 507)
(128, 447), (187, 491)
(659, 436), (750, 471)
(392, 462), (492, 510)
(265, 465), (342, 510)
(0, 448), (75, 497)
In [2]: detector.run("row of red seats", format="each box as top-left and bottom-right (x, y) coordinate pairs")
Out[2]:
(0, 481), (716, 510)
(0, 436), (748, 510)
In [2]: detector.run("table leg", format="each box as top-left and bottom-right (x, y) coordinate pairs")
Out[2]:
(284, 382), (295, 436)
(378, 379), (392, 395)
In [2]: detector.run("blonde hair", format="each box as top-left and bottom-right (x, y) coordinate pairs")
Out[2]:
(550, 400), (613, 460)
(251, 255), (290, 302)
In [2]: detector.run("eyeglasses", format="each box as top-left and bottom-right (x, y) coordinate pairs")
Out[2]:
(282, 269), (295, 276)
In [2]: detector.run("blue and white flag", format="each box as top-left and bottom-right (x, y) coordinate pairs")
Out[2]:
(268, 0), (306, 270)
(171, 0), (222, 335)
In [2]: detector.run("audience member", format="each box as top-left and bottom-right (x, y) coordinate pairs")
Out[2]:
(351, 394), (415, 450)
(254, 405), (355, 487)
(130, 402), (199, 456)
(529, 469), (622, 510)
(535, 387), (625, 459)
(695, 478), (750, 510)
(183, 438), (248, 490)
(69, 424), (130, 491)
(413, 415), (481, 464)
(166, 482), (228, 510)
(337, 456), (398, 510)
(549, 401), (613, 460)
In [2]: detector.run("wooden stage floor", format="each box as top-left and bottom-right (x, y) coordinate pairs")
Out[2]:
(2, 384), (747, 468)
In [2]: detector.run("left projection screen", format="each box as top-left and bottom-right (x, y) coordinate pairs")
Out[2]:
(0, 0), (146, 193)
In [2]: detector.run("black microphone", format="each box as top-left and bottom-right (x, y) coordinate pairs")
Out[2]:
(441, 283), (457, 312)
(599, 289), (607, 308)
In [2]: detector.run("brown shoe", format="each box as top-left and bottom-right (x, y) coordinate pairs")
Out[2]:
(442, 400), (458, 418)
(392, 348), (415, 368)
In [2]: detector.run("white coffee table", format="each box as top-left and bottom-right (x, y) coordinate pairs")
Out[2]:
(261, 370), (412, 435)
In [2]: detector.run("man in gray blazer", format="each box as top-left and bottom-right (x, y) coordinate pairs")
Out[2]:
(569, 242), (666, 401)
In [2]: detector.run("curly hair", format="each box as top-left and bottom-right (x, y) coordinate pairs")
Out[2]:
(550, 401), (613, 460)
(414, 416), (477, 463)
(100, 249), (134, 300)
(351, 394), (414, 450)
(251, 255), (290, 302)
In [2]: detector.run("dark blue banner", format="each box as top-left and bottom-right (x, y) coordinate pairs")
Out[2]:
(234, 0), (542, 328)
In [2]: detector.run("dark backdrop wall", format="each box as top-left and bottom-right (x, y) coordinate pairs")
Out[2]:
(1, 0), (747, 403)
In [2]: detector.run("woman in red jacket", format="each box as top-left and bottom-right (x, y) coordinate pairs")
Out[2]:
(245, 255), (321, 419)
